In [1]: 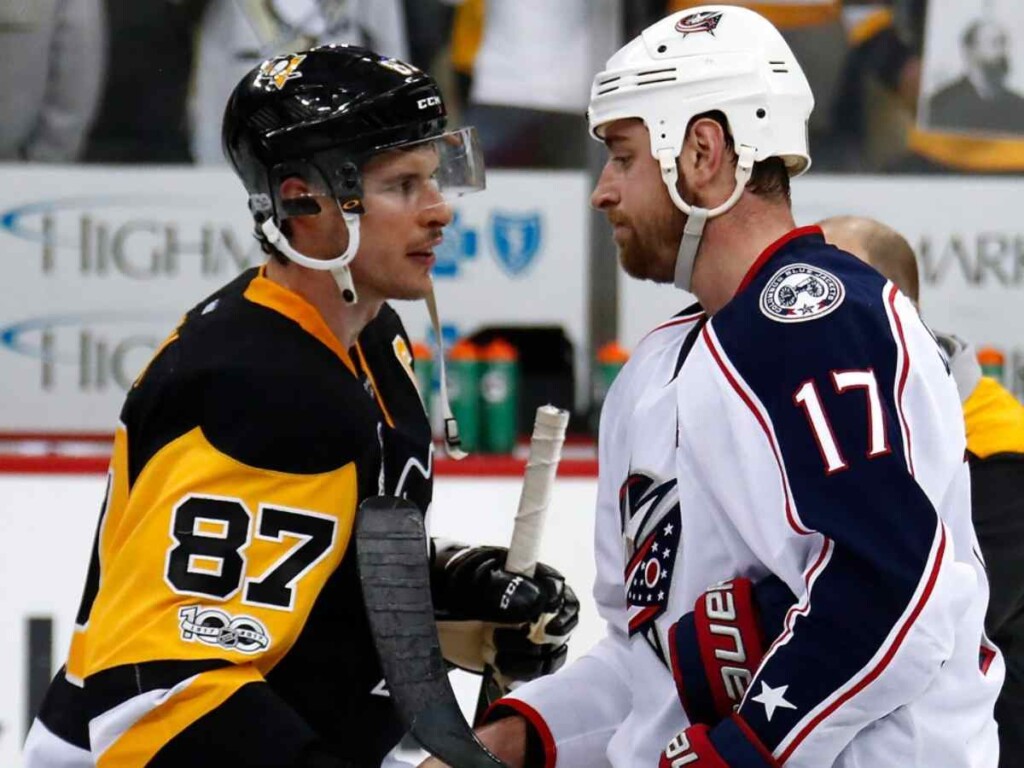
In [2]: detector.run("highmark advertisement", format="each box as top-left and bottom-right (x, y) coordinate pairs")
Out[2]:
(0, 165), (590, 434)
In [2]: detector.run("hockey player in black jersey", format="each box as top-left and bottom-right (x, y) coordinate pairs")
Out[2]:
(24, 46), (578, 768)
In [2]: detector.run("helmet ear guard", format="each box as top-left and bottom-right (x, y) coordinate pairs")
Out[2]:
(258, 210), (362, 304)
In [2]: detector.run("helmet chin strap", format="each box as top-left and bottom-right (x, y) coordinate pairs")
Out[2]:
(424, 278), (467, 460)
(260, 211), (362, 304)
(656, 145), (756, 292)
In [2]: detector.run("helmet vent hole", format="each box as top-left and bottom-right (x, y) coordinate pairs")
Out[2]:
(635, 67), (677, 88)
(596, 74), (621, 95)
(756, 109), (767, 119)
(769, 60), (789, 73)
(638, 67), (674, 77)
(657, 44), (667, 53)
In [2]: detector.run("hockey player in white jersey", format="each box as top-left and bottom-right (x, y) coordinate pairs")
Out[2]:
(421, 6), (1004, 768)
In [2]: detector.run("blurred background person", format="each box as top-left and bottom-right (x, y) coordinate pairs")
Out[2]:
(190, 0), (410, 164)
(82, 0), (210, 163)
(0, 0), (105, 162)
(821, 215), (1024, 768)
(831, 3), (922, 171)
(454, 0), (618, 169)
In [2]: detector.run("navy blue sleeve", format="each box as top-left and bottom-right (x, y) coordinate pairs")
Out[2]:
(708, 247), (949, 762)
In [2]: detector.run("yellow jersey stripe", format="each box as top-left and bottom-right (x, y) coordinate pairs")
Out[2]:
(96, 665), (262, 767)
(355, 341), (396, 428)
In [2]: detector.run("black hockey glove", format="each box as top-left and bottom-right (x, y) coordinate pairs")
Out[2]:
(430, 543), (580, 684)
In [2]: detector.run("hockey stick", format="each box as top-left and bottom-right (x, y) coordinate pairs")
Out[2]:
(473, 405), (570, 725)
(356, 496), (509, 768)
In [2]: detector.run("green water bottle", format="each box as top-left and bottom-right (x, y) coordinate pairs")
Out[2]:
(446, 339), (481, 453)
(595, 341), (630, 409)
(978, 347), (1005, 382)
(481, 339), (519, 454)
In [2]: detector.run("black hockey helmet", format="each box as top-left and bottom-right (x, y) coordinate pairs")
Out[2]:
(221, 44), (484, 305)
(223, 44), (481, 223)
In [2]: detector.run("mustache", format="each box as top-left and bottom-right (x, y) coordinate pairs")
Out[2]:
(412, 228), (445, 250)
(606, 213), (629, 227)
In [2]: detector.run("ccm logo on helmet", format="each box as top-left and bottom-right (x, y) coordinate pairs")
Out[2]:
(704, 582), (754, 704)
(417, 96), (442, 110)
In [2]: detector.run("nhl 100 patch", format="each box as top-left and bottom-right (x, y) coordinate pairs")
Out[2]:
(179, 605), (271, 654)
(759, 263), (845, 323)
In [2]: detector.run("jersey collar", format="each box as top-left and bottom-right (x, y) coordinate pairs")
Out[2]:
(735, 225), (825, 297)
(243, 266), (357, 375)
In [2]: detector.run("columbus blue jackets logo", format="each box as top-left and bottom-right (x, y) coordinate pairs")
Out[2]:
(675, 11), (724, 36)
(760, 263), (845, 323)
(179, 605), (270, 654)
(490, 212), (542, 276)
(620, 473), (681, 665)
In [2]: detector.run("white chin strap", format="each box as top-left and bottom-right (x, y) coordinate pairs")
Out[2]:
(424, 279), (467, 460)
(656, 145), (756, 292)
(260, 212), (361, 304)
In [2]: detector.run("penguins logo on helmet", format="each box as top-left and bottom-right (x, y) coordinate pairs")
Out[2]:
(675, 10), (723, 36)
(257, 53), (306, 90)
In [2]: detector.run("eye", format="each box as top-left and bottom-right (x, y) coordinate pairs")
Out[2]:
(611, 154), (631, 169)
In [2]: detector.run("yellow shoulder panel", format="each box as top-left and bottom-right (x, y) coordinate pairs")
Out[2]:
(67, 424), (131, 684)
(83, 426), (358, 678)
(965, 377), (1024, 459)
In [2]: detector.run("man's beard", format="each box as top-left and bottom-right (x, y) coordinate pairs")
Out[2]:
(614, 215), (683, 284)
(618, 235), (669, 282)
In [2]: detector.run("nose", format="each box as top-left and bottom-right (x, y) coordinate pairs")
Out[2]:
(420, 181), (453, 228)
(590, 164), (618, 211)
(421, 199), (453, 229)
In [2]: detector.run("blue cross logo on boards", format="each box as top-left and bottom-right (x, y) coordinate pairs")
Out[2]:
(490, 211), (542, 277)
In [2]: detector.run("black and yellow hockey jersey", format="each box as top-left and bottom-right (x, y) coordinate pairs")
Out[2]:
(44, 267), (434, 766)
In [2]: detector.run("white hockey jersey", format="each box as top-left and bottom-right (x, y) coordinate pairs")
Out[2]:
(500, 227), (1003, 767)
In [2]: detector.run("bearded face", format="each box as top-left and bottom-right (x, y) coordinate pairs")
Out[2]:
(592, 120), (685, 284)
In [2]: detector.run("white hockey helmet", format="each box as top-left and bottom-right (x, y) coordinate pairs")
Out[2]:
(588, 6), (814, 290)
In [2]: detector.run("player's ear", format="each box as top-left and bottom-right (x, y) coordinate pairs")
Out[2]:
(681, 117), (729, 189)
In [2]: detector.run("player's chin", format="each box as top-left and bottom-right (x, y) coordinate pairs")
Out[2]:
(619, 242), (673, 283)
(389, 277), (433, 301)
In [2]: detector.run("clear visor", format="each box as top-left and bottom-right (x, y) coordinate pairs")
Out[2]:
(360, 126), (486, 211)
(270, 126), (485, 219)
(425, 126), (486, 199)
